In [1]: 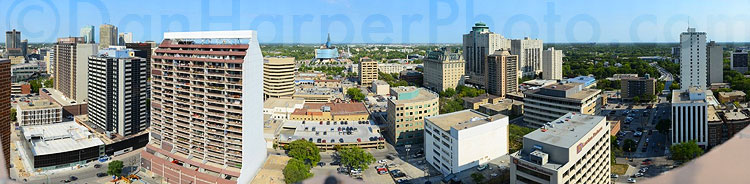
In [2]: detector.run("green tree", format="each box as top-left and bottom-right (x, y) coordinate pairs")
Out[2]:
(346, 88), (365, 102)
(632, 96), (641, 104)
(670, 83), (680, 90)
(670, 140), (704, 163)
(656, 119), (671, 135)
(440, 88), (456, 98)
(471, 172), (485, 183)
(283, 158), (313, 184)
(10, 108), (16, 122)
(284, 140), (321, 166)
(44, 78), (53, 88)
(509, 124), (535, 153)
(623, 139), (637, 152)
(29, 79), (43, 94)
(610, 136), (624, 163)
(107, 160), (124, 176)
(337, 146), (375, 171)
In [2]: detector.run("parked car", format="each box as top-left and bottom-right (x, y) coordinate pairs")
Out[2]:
(69, 176), (78, 181)
(477, 164), (487, 171)
(317, 162), (326, 167)
(628, 178), (637, 183)
(611, 174), (619, 178)
(96, 173), (107, 177)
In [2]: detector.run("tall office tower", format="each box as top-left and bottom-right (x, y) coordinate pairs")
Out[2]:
(463, 22), (510, 88)
(125, 42), (156, 77)
(5, 29), (20, 49)
(53, 37), (98, 102)
(0, 59), (9, 172)
(707, 41), (723, 84)
(118, 32), (133, 45)
(511, 37), (544, 78)
(731, 49), (749, 73)
(671, 87), (709, 147)
(263, 57), (295, 99)
(523, 83), (604, 127)
(543, 47), (564, 80)
(45, 50), (55, 74)
(386, 86), (439, 146)
(486, 49), (518, 97)
(80, 25), (95, 43)
(423, 47), (464, 92)
(20, 39), (28, 58)
(358, 57), (378, 85)
(680, 28), (707, 90)
(88, 47), (148, 137)
(99, 24), (118, 49)
(510, 113), (610, 184)
(144, 31), (265, 183)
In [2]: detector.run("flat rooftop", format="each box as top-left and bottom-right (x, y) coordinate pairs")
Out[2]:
(278, 120), (383, 143)
(22, 121), (105, 156)
(263, 98), (305, 109)
(17, 98), (61, 110)
(725, 111), (749, 121)
(524, 112), (605, 149)
(40, 88), (80, 106)
(427, 110), (506, 131)
(390, 87), (438, 104)
(672, 88), (710, 104)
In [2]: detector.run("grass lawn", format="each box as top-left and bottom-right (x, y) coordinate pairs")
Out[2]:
(611, 163), (628, 175)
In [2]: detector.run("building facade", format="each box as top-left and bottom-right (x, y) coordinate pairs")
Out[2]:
(510, 113), (610, 184)
(5, 29), (21, 49)
(80, 25), (95, 44)
(424, 110), (508, 176)
(143, 31), (265, 184)
(680, 28), (707, 90)
(359, 57), (378, 85)
(99, 24), (118, 49)
(386, 87), (439, 146)
(463, 22), (510, 88)
(486, 49), (518, 98)
(0, 59), (10, 169)
(542, 47), (563, 80)
(88, 47), (149, 137)
(620, 75), (656, 100)
(731, 49), (748, 73)
(54, 37), (98, 103)
(523, 83), (604, 127)
(671, 88), (709, 147)
(118, 32), (133, 45)
(263, 57), (295, 99)
(423, 47), (464, 92)
(707, 41), (723, 84)
(15, 99), (62, 126)
(511, 37), (544, 78)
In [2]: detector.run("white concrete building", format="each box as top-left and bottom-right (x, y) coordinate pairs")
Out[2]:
(671, 87), (709, 147)
(463, 22), (511, 88)
(510, 113), (610, 184)
(371, 80), (390, 96)
(707, 41), (723, 84)
(680, 28), (707, 90)
(263, 98), (305, 120)
(424, 110), (509, 176)
(512, 38), (544, 78)
(542, 47), (563, 80)
(16, 99), (62, 126)
(378, 63), (419, 74)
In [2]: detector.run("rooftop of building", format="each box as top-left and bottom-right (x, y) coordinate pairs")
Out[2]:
(427, 110), (506, 131)
(264, 57), (296, 64)
(372, 80), (389, 86)
(291, 102), (368, 116)
(719, 91), (746, 97)
(389, 87), (438, 104)
(708, 106), (721, 122)
(462, 94), (502, 104)
(522, 79), (558, 87)
(566, 76), (596, 84)
(277, 120), (383, 144)
(479, 99), (522, 111)
(40, 88), (81, 106)
(672, 88), (710, 104)
(524, 112), (605, 149)
(263, 98), (305, 109)
(16, 98), (61, 110)
(526, 83), (601, 100)
(21, 121), (105, 156)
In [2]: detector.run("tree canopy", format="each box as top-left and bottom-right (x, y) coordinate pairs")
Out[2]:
(346, 88), (365, 102)
(656, 119), (671, 135)
(107, 160), (124, 176)
(284, 139), (321, 166)
(283, 158), (313, 184)
(337, 146), (375, 171)
(670, 140), (704, 163)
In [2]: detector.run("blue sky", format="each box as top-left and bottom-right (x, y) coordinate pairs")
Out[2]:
(3, 0), (750, 44)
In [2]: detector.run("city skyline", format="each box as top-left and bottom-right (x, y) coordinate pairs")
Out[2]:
(2, 0), (750, 43)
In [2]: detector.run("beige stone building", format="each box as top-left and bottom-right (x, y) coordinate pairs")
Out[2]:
(358, 57), (378, 85)
(423, 48), (464, 92)
(620, 75), (656, 100)
(263, 57), (295, 99)
(386, 87), (439, 146)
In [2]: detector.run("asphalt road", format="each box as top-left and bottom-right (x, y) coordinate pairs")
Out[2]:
(23, 151), (141, 184)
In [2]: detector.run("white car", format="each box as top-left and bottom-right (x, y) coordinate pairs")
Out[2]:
(628, 178), (637, 183)
(378, 159), (387, 164)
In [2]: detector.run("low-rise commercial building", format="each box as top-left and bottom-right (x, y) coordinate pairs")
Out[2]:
(293, 87), (343, 103)
(424, 110), (509, 176)
(378, 63), (419, 74)
(566, 76), (597, 88)
(19, 121), (105, 170)
(523, 83), (604, 127)
(39, 88), (87, 118)
(371, 80), (390, 96)
(386, 87), (439, 146)
(11, 82), (30, 95)
(15, 99), (62, 126)
(276, 120), (385, 150)
(510, 113), (610, 184)
(263, 98), (305, 120)
(708, 107), (750, 148)
(478, 99), (523, 117)
(289, 102), (369, 121)
(718, 91), (746, 103)
(462, 94), (503, 110)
